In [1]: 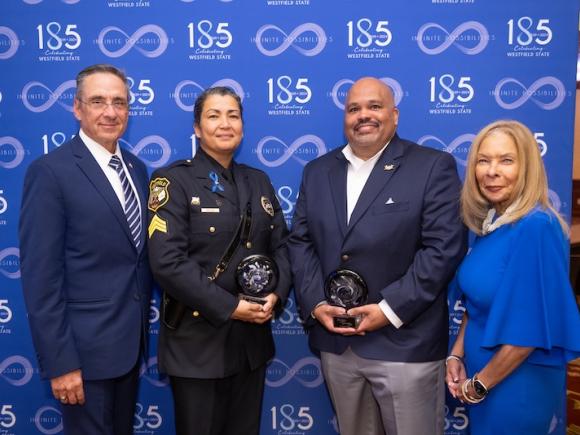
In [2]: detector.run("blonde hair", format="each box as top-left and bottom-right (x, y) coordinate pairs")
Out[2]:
(461, 119), (567, 235)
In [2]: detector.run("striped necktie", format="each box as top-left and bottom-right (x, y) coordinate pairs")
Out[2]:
(108, 155), (141, 248)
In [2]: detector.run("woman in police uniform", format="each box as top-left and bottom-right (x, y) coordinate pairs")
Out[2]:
(147, 87), (291, 435)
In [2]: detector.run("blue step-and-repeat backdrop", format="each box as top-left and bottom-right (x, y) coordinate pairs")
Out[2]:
(1, 0), (578, 433)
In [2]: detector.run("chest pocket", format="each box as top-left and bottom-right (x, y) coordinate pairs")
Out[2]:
(372, 200), (410, 215)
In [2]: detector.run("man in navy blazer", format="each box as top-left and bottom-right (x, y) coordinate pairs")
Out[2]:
(288, 77), (466, 435)
(19, 64), (152, 435)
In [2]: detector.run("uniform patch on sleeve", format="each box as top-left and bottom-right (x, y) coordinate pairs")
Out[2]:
(148, 178), (170, 212)
(261, 196), (275, 217)
(148, 214), (168, 237)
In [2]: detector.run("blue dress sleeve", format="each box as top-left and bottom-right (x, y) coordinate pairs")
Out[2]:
(481, 210), (580, 366)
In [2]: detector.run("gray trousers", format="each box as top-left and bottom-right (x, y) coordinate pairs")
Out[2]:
(320, 348), (445, 435)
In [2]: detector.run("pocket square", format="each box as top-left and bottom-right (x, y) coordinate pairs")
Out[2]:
(385, 197), (395, 205)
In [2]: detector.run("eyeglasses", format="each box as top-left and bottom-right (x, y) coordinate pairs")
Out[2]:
(77, 97), (129, 112)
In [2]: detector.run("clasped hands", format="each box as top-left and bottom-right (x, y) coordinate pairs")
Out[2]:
(313, 303), (389, 335)
(231, 293), (278, 324)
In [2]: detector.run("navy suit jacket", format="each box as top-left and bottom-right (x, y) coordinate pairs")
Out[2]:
(288, 134), (467, 362)
(19, 134), (152, 380)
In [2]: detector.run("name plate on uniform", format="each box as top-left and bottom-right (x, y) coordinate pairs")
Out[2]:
(236, 255), (278, 305)
(324, 269), (368, 328)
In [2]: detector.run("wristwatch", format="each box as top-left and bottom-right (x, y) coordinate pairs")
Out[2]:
(472, 376), (488, 398)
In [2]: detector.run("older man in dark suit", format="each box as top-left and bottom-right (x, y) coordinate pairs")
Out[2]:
(288, 77), (466, 435)
(19, 64), (152, 435)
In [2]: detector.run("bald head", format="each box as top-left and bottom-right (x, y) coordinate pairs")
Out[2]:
(344, 77), (399, 160)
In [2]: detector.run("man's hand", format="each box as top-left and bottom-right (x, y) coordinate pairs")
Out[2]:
(231, 299), (273, 324)
(312, 304), (358, 336)
(348, 304), (390, 334)
(51, 369), (85, 405)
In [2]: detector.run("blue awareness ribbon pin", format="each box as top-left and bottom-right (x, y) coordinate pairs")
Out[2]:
(209, 171), (225, 193)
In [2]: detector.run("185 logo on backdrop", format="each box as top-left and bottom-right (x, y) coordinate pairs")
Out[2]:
(0, 404), (16, 433)
(345, 18), (393, 60)
(133, 403), (162, 433)
(276, 185), (298, 227)
(270, 404), (315, 433)
(36, 22), (81, 62)
(128, 77), (155, 117)
(271, 296), (305, 335)
(265, 0), (310, 5)
(506, 17), (552, 57)
(428, 74), (474, 115)
(267, 76), (312, 116)
(0, 297), (13, 335)
(107, 0), (151, 8)
(187, 20), (233, 61)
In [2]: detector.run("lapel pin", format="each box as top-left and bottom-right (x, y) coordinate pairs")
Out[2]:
(384, 164), (395, 171)
(191, 196), (200, 206)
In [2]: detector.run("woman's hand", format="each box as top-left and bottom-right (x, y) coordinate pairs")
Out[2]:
(446, 357), (467, 400)
(231, 299), (273, 324)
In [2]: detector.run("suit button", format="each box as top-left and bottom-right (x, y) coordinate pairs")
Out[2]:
(246, 241), (252, 249)
(192, 310), (200, 317)
(270, 224), (274, 230)
(341, 254), (349, 262)
(209, 226), (216, 233)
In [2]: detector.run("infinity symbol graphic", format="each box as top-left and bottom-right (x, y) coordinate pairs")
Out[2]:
(0, 355), (34, 386)
(21, 80), (76, 113)
(0, 247), (20, 279)
(266, 357), (324, 388)
(494, 76), (565, 110)
(121, 135), (171, 169)
(417, 134), (475, 167)
(139, 356), (169, 387)
(416, 21), (489, 55)
(548, 189), (561, 212)
(173, 78), (244, 111)
(256, 135), (326, 168)
(255, 23), (327, 56)
(0, 26), (19, 59)
(331, 77), (404, 110)
(23, 0), (79, 3)
(98, 25), (169, 58)
(0, 137), (25, 169)
(33, 406), (63, 435)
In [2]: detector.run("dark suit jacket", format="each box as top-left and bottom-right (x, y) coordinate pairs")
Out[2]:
(19, 134), (152, 380)
(288, 134), (467, 362)
(148, 151), (291, 379)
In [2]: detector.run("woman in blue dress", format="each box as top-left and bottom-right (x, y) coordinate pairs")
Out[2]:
(445, 120), (580, 434)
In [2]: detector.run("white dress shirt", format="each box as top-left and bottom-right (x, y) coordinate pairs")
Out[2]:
(79, 129), (142, 216)
(341, 142), (403, 329)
